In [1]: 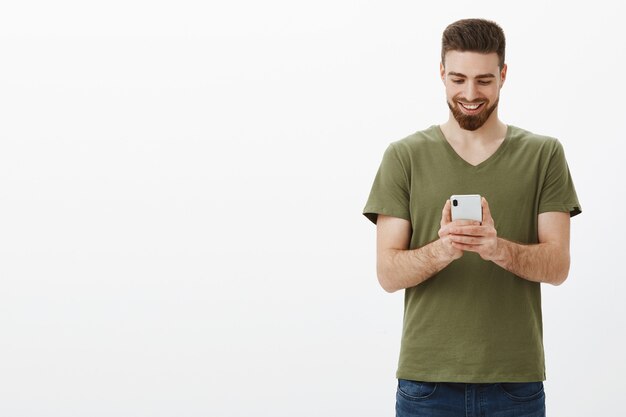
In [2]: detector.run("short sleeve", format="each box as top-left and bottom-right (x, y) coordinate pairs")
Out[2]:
(538, 140), (582, 217)
(363, 144), (411, 224)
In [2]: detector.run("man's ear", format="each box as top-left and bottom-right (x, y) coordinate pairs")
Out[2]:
(440, 62), (445, 84)
(500, 63), (508, 87)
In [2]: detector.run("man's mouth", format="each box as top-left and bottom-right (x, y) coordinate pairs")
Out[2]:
(458, 102), (485, 113)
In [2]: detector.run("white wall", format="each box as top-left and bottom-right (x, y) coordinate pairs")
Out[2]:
(0, 1), (624, 416)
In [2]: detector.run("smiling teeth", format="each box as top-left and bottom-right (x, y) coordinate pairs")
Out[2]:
(461, 103), (481, 110)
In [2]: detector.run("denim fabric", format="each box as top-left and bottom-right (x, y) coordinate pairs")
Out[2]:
(396, 379), (546, 417)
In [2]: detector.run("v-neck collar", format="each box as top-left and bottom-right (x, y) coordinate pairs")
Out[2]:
(434, 124), (512, 170)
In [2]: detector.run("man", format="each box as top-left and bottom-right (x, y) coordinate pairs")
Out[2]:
(363, 19), (581, 417)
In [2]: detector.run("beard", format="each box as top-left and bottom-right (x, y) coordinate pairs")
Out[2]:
(447, 95), (499, 131)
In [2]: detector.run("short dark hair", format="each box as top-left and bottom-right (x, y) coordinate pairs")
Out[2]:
(441, 18), (506, 69)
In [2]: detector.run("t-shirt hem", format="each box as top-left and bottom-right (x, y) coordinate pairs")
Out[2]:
(396, 371), (546, 384)
(363, 207), (411, 225)
(538, 203), (582, 217)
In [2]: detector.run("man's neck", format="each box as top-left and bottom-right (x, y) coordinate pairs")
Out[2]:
(440, 113), (507, 147)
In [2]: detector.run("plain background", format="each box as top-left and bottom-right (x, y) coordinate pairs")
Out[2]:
(1, 1), (624, 416)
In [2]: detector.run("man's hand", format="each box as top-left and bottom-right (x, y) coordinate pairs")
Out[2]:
(375, 199), (482, 292)
(442, 197), (571, 285)
(447, 197), (499, 261)
(437, 199), (478, 261)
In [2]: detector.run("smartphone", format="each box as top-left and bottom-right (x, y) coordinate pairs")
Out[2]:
(450, 194), (482, 223)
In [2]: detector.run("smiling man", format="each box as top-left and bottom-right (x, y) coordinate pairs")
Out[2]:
(363, 19), (581, 417)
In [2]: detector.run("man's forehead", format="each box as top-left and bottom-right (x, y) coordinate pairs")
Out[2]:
(443, 51), (500, 75)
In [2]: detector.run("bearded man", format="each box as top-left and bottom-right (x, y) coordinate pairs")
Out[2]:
(363, 18), (581, 417)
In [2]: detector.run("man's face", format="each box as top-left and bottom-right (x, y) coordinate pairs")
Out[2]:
(440, 51), (507, 131)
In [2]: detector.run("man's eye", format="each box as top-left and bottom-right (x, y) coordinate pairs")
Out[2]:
(452, 79), (464, 84)
(478, 81), (492, 85)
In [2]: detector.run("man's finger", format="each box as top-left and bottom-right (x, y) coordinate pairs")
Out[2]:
(449, 225), (485, 236)
(482, 197), (493, 225)
(449, 219), (482, 227)
(451, 242), (482, 253)
(449, 234), (483, 245)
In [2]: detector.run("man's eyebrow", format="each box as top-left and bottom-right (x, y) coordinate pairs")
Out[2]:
(448, 72), (496, 79)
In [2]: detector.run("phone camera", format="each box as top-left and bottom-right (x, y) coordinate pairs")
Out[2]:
(452, 199), (458, 207)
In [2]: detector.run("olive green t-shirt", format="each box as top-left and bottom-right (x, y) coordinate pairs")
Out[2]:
(363, 125), (581, 383)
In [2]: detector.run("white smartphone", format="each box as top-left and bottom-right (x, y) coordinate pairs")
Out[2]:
(450, 194), (482, 223)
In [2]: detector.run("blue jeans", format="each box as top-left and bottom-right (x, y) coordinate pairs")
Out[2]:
(396, 379), (546, 417)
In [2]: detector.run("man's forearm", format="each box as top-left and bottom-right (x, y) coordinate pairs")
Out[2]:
(377, 239), (457, 293)
(491, 238), (570, 285)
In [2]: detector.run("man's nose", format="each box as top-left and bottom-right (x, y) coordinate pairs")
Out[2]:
(463, 82), (478, 101)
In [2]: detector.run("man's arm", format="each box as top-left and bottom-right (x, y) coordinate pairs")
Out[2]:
(492, 212), (570, 285)
(376, 201), (475, 293)
(448, 198), (571, 286)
